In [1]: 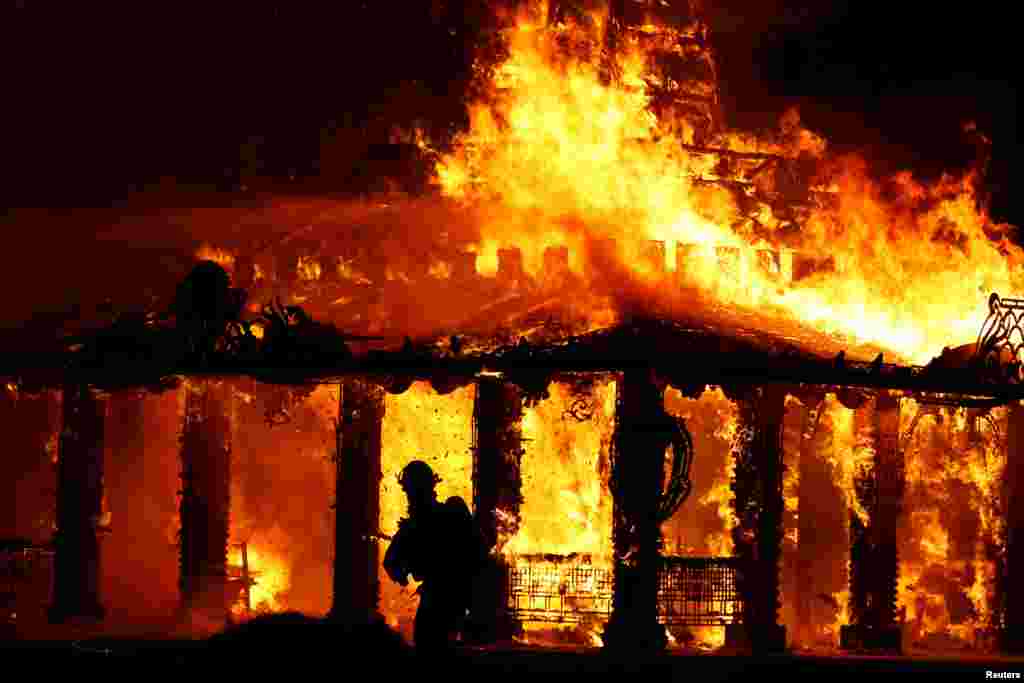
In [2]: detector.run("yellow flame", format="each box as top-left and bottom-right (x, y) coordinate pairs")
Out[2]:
(228, 539), (291, 617)
(505, 380), (615, 559)
(431, 9), (1021, 366)
(296, 255), (323, 281)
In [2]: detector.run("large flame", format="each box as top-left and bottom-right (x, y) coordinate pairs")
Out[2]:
(662, 385), (738, 649)
(432, 5), (1022, 365)
(228, 383), (337, 623)
(169, 2), (1021, 654)
(228, 536), (291, 618)
(897, 402), (1005, 651)
(505, 379), (615, 558)
(503, 379), (616, 647)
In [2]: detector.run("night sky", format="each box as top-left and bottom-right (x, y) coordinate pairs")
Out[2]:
(2, 1), (1020, 223)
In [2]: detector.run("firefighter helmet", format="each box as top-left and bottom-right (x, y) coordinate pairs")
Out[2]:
(398, 460), (440, 491)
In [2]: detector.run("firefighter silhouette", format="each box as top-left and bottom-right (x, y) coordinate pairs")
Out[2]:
(384, 460), (486, 652)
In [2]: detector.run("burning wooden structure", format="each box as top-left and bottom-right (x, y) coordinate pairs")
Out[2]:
(3, 258), (1024, 653)
(2, 0), (1022, 659)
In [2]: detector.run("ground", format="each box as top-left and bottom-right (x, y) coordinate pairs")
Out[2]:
(4, 638), (1024, 679)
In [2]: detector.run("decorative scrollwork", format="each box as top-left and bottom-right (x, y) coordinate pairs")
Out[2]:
(975, 292), (1024, 383)
(657, 415), (694, 523)
(609, 408), (695, 527)
(564, 396), (594, 422)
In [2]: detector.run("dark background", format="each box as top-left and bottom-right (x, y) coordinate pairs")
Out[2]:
(2, 1), (1019, 223)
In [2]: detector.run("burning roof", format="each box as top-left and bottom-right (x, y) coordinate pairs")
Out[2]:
(2, 1), (1020, 403)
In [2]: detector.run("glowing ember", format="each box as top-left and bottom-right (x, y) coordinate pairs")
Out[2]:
(296, 255), (323, 281)
(690, 625), (727, 650)
(229, 538), (291, 617)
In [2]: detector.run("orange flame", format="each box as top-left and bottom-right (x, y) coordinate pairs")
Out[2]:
(195, 243), (236, 271)
(505, 379), (615, 559)
(228, 537), (291, 618)
(430, 9), (1021, 366)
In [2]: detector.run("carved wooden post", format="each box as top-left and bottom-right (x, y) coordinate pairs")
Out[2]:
(841, 392), (903, 652)
(178, 380), (233, 625)
(727, 385), (787, 653)
(603, 370), (668, 653)
(329, 379), (385, 622)
(470, 377), (524, 642)
(49, 384), (107, 623)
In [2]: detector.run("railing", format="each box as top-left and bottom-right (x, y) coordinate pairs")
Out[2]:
(504, 554), (743, 627)
(506, 554), (613, 624)
(658, 556), (742, 626)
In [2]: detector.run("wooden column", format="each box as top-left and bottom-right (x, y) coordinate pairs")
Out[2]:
(727, 385), (787, 653)
(603, 370), (668, 653)
(329, 379), (384, 622)
(793, 393), (846, 648)
(470, 377), (524, 642)
(473, 379), (524, 550)
(841, 392), (903, 652)
(1003, 401), (1024, 652)
(49, 384), (107, 623)
(178, 380), (233, 624)
(795, 393), (823, 645)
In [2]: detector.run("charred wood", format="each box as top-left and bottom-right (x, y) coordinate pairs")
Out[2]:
(49, 385), (107, 623)
(727, 385), (787, 653)
(603, 369), (668, 653)
(470, 378), (524, 642)
(842, 392), (904, 652)
(329, 380), (384, 622)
